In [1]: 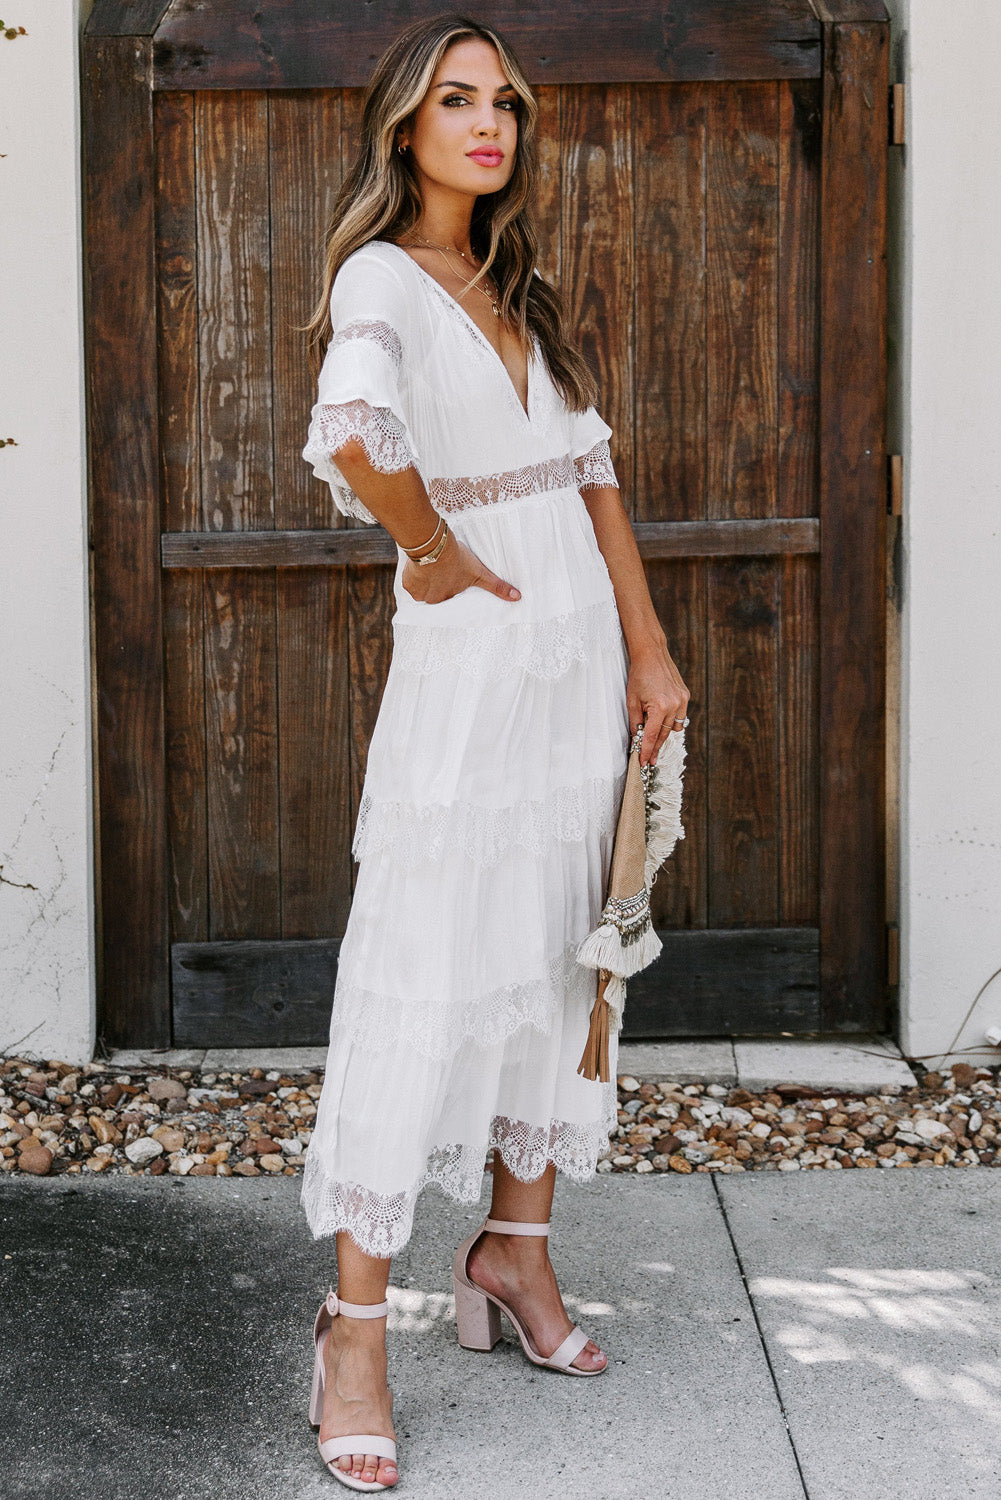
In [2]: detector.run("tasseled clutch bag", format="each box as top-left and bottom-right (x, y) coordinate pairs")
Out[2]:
(575, 721), (687, 1082)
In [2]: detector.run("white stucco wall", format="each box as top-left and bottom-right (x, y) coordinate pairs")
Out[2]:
(887, 0), (1001, 1067)
(0, 0), (95, 1065)
(0, 1), (999, 1068)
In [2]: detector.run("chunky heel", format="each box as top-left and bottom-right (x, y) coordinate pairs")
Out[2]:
(453, 1271), (503, 1350)
(451, 1216), (606, 1377)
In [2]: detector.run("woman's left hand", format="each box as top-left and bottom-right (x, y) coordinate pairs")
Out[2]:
(626, 639), (690, 767)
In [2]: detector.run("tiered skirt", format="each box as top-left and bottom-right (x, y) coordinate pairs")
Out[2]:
(300, 484), (631, 1257)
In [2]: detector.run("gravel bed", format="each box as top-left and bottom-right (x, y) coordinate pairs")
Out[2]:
(1, 1054), (998, 1179)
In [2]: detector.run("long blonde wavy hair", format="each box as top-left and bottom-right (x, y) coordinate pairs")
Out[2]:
(302, 11), (600, 413)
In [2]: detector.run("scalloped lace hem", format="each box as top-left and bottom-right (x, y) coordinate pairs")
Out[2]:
(352, 769), (625, 868)
(299, 1100), (618, 1256)
(390, 595), (625, 681)
(331, 938), (598, 1060)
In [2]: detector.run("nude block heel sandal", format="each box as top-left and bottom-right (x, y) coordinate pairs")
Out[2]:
(451, 1216), (605, 1376)
(309, 1289), (398, 1491)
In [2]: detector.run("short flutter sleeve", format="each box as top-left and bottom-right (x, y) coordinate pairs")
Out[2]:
(302, 249), (422, 525)
(569, 405), (619, 491)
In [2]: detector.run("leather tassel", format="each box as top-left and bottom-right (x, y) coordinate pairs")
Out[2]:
(577, 970), (612, 1083)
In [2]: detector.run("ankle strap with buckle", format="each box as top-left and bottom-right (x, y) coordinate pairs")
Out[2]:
(483, 1217), (550, 1236)
(325, 1289), (390, 1318)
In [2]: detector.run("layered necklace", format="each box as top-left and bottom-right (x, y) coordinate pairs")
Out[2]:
(397, 234), (502, 317)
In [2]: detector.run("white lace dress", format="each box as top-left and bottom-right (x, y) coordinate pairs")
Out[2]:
(299, 240), (630, 1257)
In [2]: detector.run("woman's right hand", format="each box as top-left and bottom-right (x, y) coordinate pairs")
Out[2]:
(401, 527), (521, 604)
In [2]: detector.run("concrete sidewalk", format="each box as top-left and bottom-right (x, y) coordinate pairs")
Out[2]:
(3, 1168), (999, 1499)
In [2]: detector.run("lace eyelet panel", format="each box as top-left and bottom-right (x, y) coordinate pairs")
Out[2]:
(390, 596), (624, 682)
(428, 451), (576, 514)
(299, 1092), (617, 1257)
(573, 439), (619, 491)
(351, 768), (626, 869)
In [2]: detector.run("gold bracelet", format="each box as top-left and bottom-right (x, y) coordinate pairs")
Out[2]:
(415, 520), (449, 565)
(401, 514), (444, 557)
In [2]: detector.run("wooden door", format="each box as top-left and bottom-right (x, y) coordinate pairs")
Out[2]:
(84, 0), (889, 1048)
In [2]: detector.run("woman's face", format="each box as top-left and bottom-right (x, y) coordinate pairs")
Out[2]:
(401, 37), (519, 199)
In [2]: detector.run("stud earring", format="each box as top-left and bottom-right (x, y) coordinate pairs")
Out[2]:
(398, 142), (407, 154)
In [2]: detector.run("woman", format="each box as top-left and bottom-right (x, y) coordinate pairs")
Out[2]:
(300, 12), (689, 1490)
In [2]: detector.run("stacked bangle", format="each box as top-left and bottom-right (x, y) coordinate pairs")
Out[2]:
(402, 514), (449, 566)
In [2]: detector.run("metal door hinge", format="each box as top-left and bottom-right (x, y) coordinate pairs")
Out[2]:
(889, 83), (905, 146)
(887, 454), (903, 516)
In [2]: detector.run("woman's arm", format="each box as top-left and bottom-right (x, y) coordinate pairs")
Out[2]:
(582, 484), (690, 766)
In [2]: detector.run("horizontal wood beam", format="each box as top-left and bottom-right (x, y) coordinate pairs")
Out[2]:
(172, 939), (342, 1047)
(149, 0), (822, 90)
(161, 517), (820, 569)
(623, 926), (822, 1037)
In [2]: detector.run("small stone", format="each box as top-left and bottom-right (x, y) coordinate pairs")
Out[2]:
(635, 1159), (654, 1174)
(147, 1077), (186, 1102)
(259, 1154), (285, 1173)
(912, 1118), (951, 1141)
(89, 1116), (123, 1147)
(668, 1154), (693, 1174)
(168, 1156), (194, 1175)
(151, 1126), (185, 1152)
(617, 1076), (641, 1094)
(19, 1145), (53, 1175)
(125, 1137), (163, 1165)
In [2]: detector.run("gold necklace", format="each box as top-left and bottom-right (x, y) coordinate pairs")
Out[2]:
(399, 234), (502, 317)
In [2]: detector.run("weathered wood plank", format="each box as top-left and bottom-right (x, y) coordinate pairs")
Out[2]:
(777, 77), (821, 926)
(276, 571), (354, 939)
(268, 90), (344, 531)
(161, 518), (821, 568)
(155, 91), (200, 533)
(195, 90), (273, 532)
(561, 84), (635, 506)
(83, 35), (169, 1047)
(151, 1), (822, 90)
(817, 17), (888, 1026)
(633, 82), (707, 523)
(622, 926), (821, 1037)
(707, 558), (780, 924)
(707, 82), (779, 521)
(203, 571), (281, 938)
(780, 554), (819, 922)
(162, 570), (208, 942)
(778, 79), (821, 520)
(172, 938), (342, 1047)
(534, 85), (562, 282)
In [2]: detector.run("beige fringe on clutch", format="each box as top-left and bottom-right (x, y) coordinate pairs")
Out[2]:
(575, 722), (687, 1082)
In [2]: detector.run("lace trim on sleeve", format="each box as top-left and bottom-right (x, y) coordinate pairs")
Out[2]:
(328, 317), (404, 367)
(305, 399), (416, 476)
(573, 438), (618, 491)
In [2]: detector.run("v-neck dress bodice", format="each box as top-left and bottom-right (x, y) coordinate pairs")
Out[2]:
(299, 238), (630, 1257)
